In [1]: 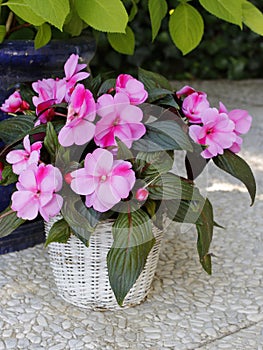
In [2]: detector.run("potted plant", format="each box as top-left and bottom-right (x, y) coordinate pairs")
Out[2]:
(0, 54), (256, 308)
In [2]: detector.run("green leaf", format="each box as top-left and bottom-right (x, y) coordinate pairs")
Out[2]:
(148, 0), (168, 41)
(138, 67), (172, 91)
(147, 88), (174, 104)
(45, 218), (71, 247)
(128, 0), (138, 22)
(44, 122), (59, 163)
(196, 198), (214, 275)
(0, 206), (25, 239)
(5, 0), (45, 26)
(148, 173), (202, 201)
(24, 0), (70, 30)
(165, 198), (206, 224)
(0, 165), (18, 185)
(242, 0), (263, 35)
(0, 25), (6, 42)
(199, 0), (243, 27)
(134, 150), (174, 177)
(97, 78), (116, 96)
(169, 3), (204, 55)
(0, 115), (35, 144)
(64, 6), (84, 36)
(75, 0), (128, 33)
(34, 23), (52, 49)
(107, 25), (135, 55)
(107, 209), (155, 305)
(213, 149), (256, 205)
(132, 120), (192, 152)
(116, 139), (134, 161)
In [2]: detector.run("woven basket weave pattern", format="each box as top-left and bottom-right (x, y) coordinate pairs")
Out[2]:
(46, 217), (163, 309)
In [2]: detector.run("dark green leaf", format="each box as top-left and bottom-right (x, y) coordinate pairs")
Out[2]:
(138, 67), (172, 91)
(0, 115), (35, 144)
(44, 122), (59, 163)
(97, 78), (116, 96)
(132, 120), (192, 152)
(213, 150), (256, 205)
(134, 150), (174, 177)
(196, 198), (214, 274)
(107, 209), (155, 305)
(147, 88), (174, 103)
(185, 141), (209, 180)
(116, 139), (134, 161)
(0, 165), (18, 185)
(165, 198), (206, 224)
(0, 206), (25, 239)
(148, 173), (202, 201)
(45, 218), (71, 247)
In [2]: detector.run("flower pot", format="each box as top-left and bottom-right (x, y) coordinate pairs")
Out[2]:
(0, 36), (96, 254)
(45, 218), (163, 310)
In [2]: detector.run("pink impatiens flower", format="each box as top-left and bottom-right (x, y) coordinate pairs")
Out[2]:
(6, 135), (42, 175)
(189, 108), (236, 159)
(176, 85), (197, 98)
(219, 102), (252, 153)
(116, 74), (148, 105)
(64, 53), (90, 99)
(32, 78), (66, 123)
(182, 91), (210, 124)
(95, 92), (146, 148)
(0, 91), (30, 113)
(11, 163), (63, 221)
(70, 148), (135, 212)
(58, 84), (96, 147)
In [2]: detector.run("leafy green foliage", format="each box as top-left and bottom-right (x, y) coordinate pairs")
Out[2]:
(5, 0), (45, 26)
(196, 198), (214, 274)
(199, 0), (243, 27)
(242, 0), (263, 35)
(107, 209), (155, 305)
(0, 115), (35, 144)
(75, 0), (128, 33)
(148, 0), (168, 41)
(169, 3), (204, 55)
(0, 206), (25, 239)
(35, 23), (52, 49)
(44, 122), (59, 164)
(0, 164), (18, 185)
(213, 150), (256, 205)
(45, 218), (71, 246)
(132, 120), (192, 152)
(107, 25), (135, 55)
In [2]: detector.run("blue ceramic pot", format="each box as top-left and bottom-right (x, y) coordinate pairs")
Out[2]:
(0, 35), (96, 253)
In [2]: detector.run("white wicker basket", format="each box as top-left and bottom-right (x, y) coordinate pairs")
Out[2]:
(45, 216), (163, 309)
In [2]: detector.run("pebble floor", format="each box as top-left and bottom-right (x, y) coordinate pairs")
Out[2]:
(0, 80), (262, 349)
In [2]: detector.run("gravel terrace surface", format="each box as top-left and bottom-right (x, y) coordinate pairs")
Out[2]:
(0, 80), (262, 349)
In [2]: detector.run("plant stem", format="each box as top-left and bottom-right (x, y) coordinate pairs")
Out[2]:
(0, 209), (14, 220)
(5, 11), (14, 33)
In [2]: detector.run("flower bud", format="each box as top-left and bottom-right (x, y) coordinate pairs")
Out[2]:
(135, 188), (149, 201)
(64, 172), (73, 184)
(0, 162), (4, 181)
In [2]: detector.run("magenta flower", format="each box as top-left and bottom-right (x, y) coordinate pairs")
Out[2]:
(182, 92), (210, 124)
(64, 54), (90, 99)
(0, 91), (30, 113)
(135, 188), (149, 201)
(95, 92), (146, 148)
(189, 108), (236, 159)
(58, 84), (96, 147)
(176, 85), (197, 98)
(115, 74), (148, 105)
(32, 78), (67, 123)
(11, 163), (63, 221)
(6, 135), (42, 175)
(70, 148), (135, 212)
(219, 102), (252, 153)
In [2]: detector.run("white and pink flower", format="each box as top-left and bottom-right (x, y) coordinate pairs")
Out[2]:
(0, 91), (30, 113)
(116, 74), (148, 105)
(95, 92), (146, 148)
(11, 163), (63, 221)
(58, 84), (96, 147)
(6, 135), (42, 175)
(189, 108), (236, 159)
(70, 148), (135, 212)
